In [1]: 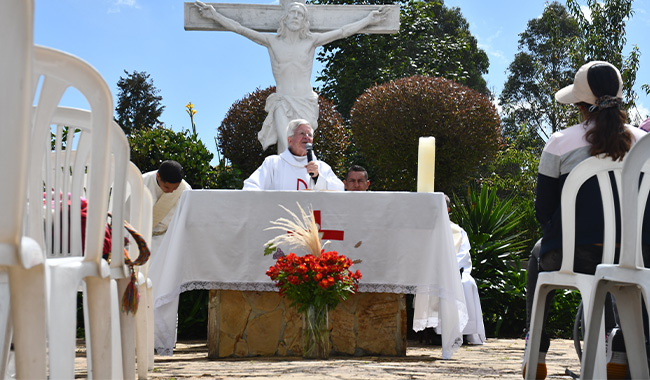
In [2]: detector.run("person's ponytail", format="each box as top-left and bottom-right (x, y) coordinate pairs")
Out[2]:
(582, 65), (632, 161)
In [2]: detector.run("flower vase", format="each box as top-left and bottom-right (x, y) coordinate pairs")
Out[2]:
(302, 304), (330, 359)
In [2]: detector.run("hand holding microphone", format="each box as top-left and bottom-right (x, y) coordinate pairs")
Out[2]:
(305, 143), (318, 178)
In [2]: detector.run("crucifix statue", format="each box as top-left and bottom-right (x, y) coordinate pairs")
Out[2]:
(186, 0), (400, 153)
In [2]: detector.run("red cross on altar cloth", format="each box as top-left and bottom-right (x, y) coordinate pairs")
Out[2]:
(313, 210), (344, 240)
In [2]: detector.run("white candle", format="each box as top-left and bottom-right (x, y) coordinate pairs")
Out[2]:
(417, 137), (436, 192)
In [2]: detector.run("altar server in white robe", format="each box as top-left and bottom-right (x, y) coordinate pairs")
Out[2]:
(142, 160), (192, 254)
(451, 222), (486, 344)
(243, 119), (344, 191)
(445, 195), (486, 344)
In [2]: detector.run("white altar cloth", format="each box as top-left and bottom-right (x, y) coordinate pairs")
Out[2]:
(150, 190), (467, 358)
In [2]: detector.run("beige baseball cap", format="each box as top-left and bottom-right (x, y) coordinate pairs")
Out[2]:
(555, 61), (623, 105)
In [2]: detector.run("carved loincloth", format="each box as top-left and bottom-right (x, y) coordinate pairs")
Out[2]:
(258, 92), (319, 150)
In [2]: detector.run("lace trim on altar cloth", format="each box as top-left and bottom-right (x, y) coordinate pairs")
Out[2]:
(155, 281), (421, 309)
(180, 281), (418, 294)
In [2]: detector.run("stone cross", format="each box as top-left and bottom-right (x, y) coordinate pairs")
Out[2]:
(184, 0), (399, 34)
(185, 0), (400, 153)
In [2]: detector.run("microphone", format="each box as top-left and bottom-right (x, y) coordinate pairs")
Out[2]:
(305, 143), (315, 177)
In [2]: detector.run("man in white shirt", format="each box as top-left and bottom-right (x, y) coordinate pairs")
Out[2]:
(142, 160), (192, 253)
(243, 119), (344, 191)
(343, 165), (370, 191)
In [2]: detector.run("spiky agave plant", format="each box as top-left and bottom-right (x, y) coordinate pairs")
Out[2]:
(263, 203), (325, 257)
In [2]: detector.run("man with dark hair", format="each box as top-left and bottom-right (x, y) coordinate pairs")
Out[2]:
(142, 160), (191, 249)
(343, 165), (370, 191)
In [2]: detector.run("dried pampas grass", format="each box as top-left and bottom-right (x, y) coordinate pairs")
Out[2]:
(264, 203), (325, 257)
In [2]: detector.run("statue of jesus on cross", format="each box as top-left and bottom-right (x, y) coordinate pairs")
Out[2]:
(191, 0), (399, 153)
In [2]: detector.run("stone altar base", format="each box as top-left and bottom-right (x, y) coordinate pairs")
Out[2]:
(207, 290), (407, 358)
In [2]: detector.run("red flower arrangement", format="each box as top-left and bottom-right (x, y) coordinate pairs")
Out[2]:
(263, 203), (362, 313)
(264, 203), (362, 359)
(266, 250), (362, 313)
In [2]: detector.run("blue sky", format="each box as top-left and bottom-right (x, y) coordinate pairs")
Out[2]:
(35, 0), (650, 164)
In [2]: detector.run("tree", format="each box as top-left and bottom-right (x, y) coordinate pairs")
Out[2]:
(350, 75), (501, 195)
(128, 126), (218, 189)
(315, 0), (489, 119)
(115, 70), (165, 136)
(218, 86), (349, 179)
(499, 2), (581, 143)
(565, 0), (642, 123)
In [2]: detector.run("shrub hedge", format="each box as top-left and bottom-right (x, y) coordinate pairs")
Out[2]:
(350, 75), (501, 194)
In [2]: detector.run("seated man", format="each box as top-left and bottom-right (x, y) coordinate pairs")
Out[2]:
(343, 165), (370, 191)
(142, 160), (192, 254)
(446, 195), (486, 344)
(243, 119), (344, 191)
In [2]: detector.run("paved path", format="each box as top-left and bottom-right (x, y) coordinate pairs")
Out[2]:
(73, 338), (581, 379)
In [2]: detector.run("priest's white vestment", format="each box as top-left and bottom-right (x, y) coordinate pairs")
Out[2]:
(243, 149), (344, 191)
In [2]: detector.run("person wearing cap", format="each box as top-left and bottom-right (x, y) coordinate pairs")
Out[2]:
(640, 117), (650, 132)
(522, 61), (650, 379)
(142, 160), (192, 253)
(243, 119), (344, 191)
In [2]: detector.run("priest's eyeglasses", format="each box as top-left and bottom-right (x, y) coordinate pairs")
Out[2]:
(295, 131), (314, 138)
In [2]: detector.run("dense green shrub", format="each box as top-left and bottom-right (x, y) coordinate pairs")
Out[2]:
(128, 125), (218, 189)
(350, 75), (501, 194)
(218, 86), (349, 180)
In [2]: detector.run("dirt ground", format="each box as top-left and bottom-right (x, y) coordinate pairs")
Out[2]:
(72, 338), (581, 379)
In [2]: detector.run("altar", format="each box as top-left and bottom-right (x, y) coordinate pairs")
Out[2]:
(150, 190), (468, 359)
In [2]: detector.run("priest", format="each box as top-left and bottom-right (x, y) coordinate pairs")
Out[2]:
(243, 119), (344, 191)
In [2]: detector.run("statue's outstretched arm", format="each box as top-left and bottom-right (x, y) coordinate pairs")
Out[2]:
(314, 6), (389, 46)
(195, 1), (269, 46)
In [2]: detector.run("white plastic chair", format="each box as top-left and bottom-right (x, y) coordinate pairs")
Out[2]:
(126, 163), (155, 379)
(108, 117), (137, 380)
(581, 134), (650, 380)
(0, 3), (47, 378)
(48, 106), (134, 379)
(141, 186), (155, 373)
(28, 45), (115, 379)
(524, 155), (622, 379)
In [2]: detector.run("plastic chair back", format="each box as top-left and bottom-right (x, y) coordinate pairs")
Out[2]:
(30, 45), (116, 379)
(581, 133), (650, 379)
(126, 162), (155, 377)
(0, 3), (47, 378)
(0, 1), (32, 248)
(28, 46), (113, 264)
(619, 133), (650, 269)
(560, 154), (623, 270)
